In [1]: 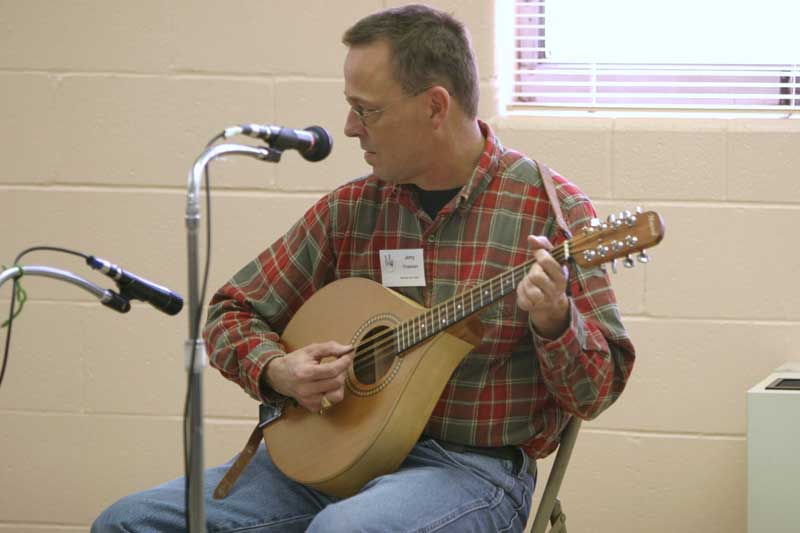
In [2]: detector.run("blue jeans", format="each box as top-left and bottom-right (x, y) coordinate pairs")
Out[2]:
(93, 439), (536, 532)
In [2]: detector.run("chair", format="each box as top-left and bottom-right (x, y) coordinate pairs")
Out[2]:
(529, 417), (582, 533)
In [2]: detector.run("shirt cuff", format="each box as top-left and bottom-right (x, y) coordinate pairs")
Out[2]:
(530, 301), (587, 361)
(254, 351), (292, 407)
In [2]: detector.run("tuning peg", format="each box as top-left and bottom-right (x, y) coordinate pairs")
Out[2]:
(637, 250), (650, 263)
(607, 213), (623, 228)
(635, 206), (643, 214)
(621, 210), (636, 226)
(623, 254), (635, 268)
(591, 218), (609, 231)
(610, 259), (618, 274)
(585, 218), (603, 234)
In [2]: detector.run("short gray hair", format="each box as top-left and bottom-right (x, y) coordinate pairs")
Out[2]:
(343, 4), (480, 118)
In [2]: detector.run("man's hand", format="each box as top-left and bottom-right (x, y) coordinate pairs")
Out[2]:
(263, 341), (354, 413)
(516, 235), (571, 339)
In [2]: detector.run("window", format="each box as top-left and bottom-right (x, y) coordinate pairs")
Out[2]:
(500, 0), (800, 116)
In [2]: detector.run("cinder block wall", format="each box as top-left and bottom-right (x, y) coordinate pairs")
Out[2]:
(1, 1), (798, 532)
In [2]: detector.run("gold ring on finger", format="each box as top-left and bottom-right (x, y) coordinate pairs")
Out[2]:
(318, 394), (332, 414)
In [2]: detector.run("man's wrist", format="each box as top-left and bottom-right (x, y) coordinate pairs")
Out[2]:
(258, 353), (286, 400)
(530, 298), (571, 340)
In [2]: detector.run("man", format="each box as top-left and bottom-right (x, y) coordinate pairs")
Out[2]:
(94, 4), (634, 532)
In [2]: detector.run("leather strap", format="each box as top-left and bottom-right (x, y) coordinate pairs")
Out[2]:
(536, 161), (572, 239)
(213, 423), (263, 499)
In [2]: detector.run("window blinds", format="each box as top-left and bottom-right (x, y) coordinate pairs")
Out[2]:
(511, 0), (799, 114)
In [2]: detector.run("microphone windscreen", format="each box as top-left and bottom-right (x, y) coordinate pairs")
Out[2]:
(302, 126), (333, 162)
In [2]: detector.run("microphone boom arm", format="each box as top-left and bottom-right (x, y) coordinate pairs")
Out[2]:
(186, 142), (281, 231)
(0, 265), (130, 313)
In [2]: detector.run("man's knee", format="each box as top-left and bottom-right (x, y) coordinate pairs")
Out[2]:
(91, 500), (129, 533)
(306, 502), (367, 533)
(91, 491), (172, 533)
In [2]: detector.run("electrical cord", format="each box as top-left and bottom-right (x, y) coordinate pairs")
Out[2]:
(1, 246), (91, 390)
(0, 273), (24, 390)
(183, 138), (216, 528)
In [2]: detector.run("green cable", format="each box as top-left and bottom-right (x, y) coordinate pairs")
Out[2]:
(1, 265), (28, 328)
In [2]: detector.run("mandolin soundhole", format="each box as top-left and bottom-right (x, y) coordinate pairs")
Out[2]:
(348, 323), (402, 395)
(353, 325), (391, 384)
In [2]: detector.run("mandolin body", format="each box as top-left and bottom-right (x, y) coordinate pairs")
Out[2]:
(262, 277), (474, 498)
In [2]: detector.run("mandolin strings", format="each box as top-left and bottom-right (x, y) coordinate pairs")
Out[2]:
(348, 238), (575, 376)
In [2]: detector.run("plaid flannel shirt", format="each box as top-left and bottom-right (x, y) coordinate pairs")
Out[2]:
(203, 121), (635, 458)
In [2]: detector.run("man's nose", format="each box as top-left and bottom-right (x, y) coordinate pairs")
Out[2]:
(344, 108), (365, 138)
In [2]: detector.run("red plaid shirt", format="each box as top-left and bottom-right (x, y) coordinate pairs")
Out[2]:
(204, 121), (635, 458)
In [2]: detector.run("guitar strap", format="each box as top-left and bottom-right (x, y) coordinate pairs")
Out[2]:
(213, 160), (571, 499)
(213, 422), (263, 499)
(535, 160), (572, 239)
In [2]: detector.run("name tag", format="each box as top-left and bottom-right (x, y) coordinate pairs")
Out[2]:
(379, 249), (426, 287)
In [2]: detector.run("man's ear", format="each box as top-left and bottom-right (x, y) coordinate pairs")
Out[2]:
(428, 86), (451, 127)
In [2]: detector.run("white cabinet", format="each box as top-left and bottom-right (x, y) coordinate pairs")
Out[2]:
(747, 362), (800, 533)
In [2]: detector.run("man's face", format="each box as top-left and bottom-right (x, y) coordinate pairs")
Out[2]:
(343, 40), (431, 184)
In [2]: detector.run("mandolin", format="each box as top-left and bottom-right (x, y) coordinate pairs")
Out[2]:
(263, 209), (665, 497)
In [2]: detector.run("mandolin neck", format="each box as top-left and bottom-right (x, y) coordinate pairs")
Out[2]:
(393, 242), (569, 353)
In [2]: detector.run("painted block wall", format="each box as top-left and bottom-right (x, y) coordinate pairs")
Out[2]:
(1, 1), (798, 531)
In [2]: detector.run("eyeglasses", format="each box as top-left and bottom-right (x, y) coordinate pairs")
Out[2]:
(349, 86), (432, 128)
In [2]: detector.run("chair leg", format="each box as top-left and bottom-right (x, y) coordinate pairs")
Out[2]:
(529, 418), (581, 533)
(549, 498), (567, 532)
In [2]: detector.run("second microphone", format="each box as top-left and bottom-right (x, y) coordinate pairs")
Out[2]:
(87, 256), (184, 316)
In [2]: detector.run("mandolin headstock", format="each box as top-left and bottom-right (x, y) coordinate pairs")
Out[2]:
(568, 208), (665, 271)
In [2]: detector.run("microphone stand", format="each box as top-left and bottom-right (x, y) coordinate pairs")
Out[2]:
(184, 142), (281, 533)
(0, 265), (130, 309)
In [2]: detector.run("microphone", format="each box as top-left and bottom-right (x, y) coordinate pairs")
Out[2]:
(222, 124), (332, 162)
(86, 256), (184, 316)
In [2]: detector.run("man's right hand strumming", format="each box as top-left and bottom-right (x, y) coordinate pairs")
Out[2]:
(263, 341), (354, 413)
